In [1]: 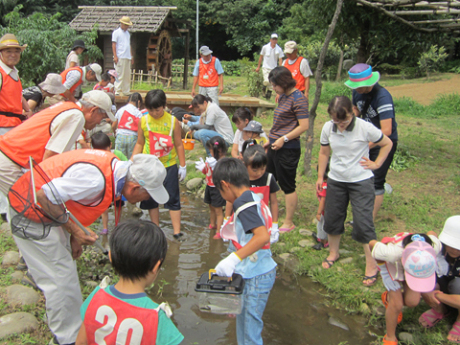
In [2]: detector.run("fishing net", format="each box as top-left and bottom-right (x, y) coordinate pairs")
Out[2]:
(8, 158), (69, 240)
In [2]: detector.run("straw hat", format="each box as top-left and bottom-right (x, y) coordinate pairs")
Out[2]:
(0, 34), (27, 52)
(39, 74), (67, 95)
(119, 16), (133, 26)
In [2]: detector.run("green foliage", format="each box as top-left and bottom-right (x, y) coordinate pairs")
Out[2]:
(242, 65), (264, 97)
(394, 94), (460, 118)
(221, 60), (242, 76)
(317, 81), (352, 104)
(418, 45), (448, 78)
(390, 145), (420, 172)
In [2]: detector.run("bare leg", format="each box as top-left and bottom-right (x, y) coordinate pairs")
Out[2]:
(363, 243), (378, 285)
(148, 208), (160, 226)
(101, 209), (109, 248)
(170, 210), (181, 235)
(385, 290), (404, 341)
(214, 206), (223, 232)
(280, 191), (297, 229)
(209, 204), (216, 228)
(373, 194), (384, 220)
(322, 234), (341, 269)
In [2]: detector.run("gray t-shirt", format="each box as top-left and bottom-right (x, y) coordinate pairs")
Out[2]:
(205, 102), (234, 144)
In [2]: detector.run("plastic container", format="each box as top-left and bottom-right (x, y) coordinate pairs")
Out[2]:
(195, 270), (245, 314)
(182, 132), (195, 150)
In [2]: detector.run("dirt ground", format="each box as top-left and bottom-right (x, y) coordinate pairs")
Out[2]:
(385, 74), (460, 105)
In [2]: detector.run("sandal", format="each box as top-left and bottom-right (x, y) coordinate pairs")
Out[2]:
(419, 308), (446, 328)
(363, 273), (379, 287)
(448, 320), (460, 343)
(382, 334), (398, 345)
(322, 258), (338, 269)
(381, 291), (403, 324)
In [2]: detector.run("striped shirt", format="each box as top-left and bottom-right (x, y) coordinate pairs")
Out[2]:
(269, 89), (309, 149)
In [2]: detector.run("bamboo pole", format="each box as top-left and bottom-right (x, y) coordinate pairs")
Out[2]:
(412, 18), (460, 23)
(394, 9), (460, 13)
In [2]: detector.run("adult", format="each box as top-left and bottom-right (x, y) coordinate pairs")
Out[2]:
(317, 96), (392, 286)
(191, 46), (224, 105)
(0, 33), (31, 134)
(345, 63), (398, 220)
(282, 41), (313, 99)
(0, 90), (115, 198)
(266, 66), (309, 232)
(22, 73), (67, 113)
(256, 33), (284, 99)
(187, 94), (234, 156)
(112, 16), (134, 96)
(65, 39), (87, 99)
(8, 150), (168, 345)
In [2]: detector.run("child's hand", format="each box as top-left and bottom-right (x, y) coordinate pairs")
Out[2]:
(206, 157), (217, 169)
(215, 252), (241, 277)
(316, 214), (321, 222)
(315, 178), (323, 194)
(195, 158), (205, 172)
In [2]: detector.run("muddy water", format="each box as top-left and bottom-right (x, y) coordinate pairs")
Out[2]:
(121, 189), (377, 345)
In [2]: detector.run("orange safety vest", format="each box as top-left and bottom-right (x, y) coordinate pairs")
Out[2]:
(60, 66), (84, 95)
(283, 57), (306, 91)
(8, 149), (117, 227)
(199, 57), (219, 87)
(0, 102), (82, 168)
(0, 66), (24, 127)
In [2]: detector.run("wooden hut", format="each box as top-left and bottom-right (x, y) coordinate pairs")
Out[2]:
(69, 6), (186, 81)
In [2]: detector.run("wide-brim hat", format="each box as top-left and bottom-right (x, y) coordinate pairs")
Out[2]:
(72, 39), (87, 52)
(39, 73), (67, 95)
(0, 34), (27, 52)
(345, 63), (380, 89)
(439, 215), (460, 250)
(120, 16), (133, 26)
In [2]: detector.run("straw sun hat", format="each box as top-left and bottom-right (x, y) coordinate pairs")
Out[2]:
(0, 34), (27, 52)
(119, 16), (133, 26)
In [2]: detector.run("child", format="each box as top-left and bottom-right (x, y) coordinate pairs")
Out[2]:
(212, 158), (276, 344)
(231, 107), (267, 159)
(93, 72), (114, 93)
(195, 136), (227, 239)
(107, 70), (118, 85)
(242, 141), (280, 241)
(76, 220), (184, 345)
(91, 131), (127, 249)
(419, 216), (460, 343)
(370, 233), (442, 345)
(132, 89), (186, 239)
(313, 162), (330, 250)
(242, 120), (268, 147)
(113, 92), (144, 159)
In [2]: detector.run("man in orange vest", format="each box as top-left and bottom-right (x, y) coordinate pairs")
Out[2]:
(8, 150), (168, 345)
(282, 41), (313, 100)
(191, 46), (224, 105)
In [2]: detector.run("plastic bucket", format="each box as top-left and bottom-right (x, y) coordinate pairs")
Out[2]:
(182, 132), (195, 150)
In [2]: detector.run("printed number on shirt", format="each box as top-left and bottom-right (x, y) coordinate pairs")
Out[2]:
(118, 111), (139, 131)
(94, 305), (144, 344)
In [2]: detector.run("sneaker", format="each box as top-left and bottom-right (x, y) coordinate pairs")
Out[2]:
(173, 233), (184, 240)
(22, 271), (38, 290)
(17, 257), (27, 271)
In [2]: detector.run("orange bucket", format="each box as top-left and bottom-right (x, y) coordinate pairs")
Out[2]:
(182, 132), (195, 150)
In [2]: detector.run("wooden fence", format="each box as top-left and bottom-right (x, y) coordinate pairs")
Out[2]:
(130, 64), (194, 89)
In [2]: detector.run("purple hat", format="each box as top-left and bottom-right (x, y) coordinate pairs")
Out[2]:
(344, 63), (380, 89)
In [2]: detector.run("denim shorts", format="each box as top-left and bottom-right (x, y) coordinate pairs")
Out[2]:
(236, 268), (276, 345)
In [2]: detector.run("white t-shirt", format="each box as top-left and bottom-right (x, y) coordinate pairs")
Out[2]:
(205, 102), (234, 144)
(320, 117), (383, 183)
(115, 103), (144, 136)
(282, 57), (313, 78)
(112, 27), (131, 59)
(233, 129), (268, 153)
(260, 43), (284, 70)
(65, 51), (80, 70)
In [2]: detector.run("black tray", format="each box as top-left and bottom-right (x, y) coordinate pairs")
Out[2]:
(195, 272), (245, 294)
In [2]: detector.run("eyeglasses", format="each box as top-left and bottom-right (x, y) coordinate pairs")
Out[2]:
(331, 117), (352, 125)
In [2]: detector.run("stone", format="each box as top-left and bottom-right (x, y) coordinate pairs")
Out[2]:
(85, 281), (98, 288)
(278, 253), (292, 261)
(372, 305), (385, 316)
(6, 285), (40, 306)
(328, 316), (349, 331)
(336, 267), (344, 273)
(0, 222), (10, 234)
(398, 332), (413, 342)
(0, 312), (38, 340)
(186, 178), (203, 190)
(289, 247), (301, 253)
(10, 271), (23, 283)
(339, 257), (353, 265)
(2, 251), (19, 267)
(276, 242), (286, 247)
(131, 207), (143, 217)
(298, 239), (314, 248)
(311, 218), (318, 225)
(338, 249), (352, 255)
(299, 229), (313, 236)
(359, 303), (371, 315)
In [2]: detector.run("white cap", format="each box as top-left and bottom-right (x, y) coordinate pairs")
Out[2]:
(39, 73), (67, 95)
(81, 90), (115, 121)
(130, 154), (169, 204)
(284, 41), (297, 54)
(439, 215), (460, 250)
(89, 63), (102, 82)
(271, 33), (278, 39)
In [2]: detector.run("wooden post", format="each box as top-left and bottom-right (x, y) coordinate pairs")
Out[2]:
(155, 71), (158, 84)
(140, 70), (143, 85)
(183, 28), (190, 90)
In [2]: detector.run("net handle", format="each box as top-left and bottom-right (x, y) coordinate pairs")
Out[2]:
(29, 156), (38, 205)
(68, 210), (108, 255)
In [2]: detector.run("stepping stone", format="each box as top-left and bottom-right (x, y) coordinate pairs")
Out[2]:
(299, 229), (313, 236)
(339, 257), (353, 265)
(278, 253), (292, 261)
(0, 223), (10, 234)
(398, 332), (413, 342)
(2, 251), (19, 267)
(11, 271), (23, 283)
(328, 316), (349, 331)
(186, 177), (203, 190)
(339, 249), (352, 255)
(289, 247), (301, 253)
(0, 312), (38, 340)
(6, 284), (40, 306)
(298, 239), (314, 248)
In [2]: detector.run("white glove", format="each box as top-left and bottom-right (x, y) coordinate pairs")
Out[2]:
(178, 165), (187, 182)
(195, 158), (205, 172)
(270, 223), (279, 244)
(206, 156), (217, 170)
(215, 252), (241, 277)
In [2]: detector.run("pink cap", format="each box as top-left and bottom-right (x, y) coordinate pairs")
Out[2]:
(402, 241), (436, 293)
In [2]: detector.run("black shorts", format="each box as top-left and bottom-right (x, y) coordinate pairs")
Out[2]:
(140, 165), (181, 211)
(369, 140), (397, 195)
(266, 146), (300, 194)
(323, 177), (377, 243)
(204, 185), (226, 207)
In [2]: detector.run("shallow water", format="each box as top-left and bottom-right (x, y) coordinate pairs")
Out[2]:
(117, 189), (377, 344)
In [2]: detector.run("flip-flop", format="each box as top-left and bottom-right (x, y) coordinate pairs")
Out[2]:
(363, 273), (379, 287)
(279, 225), (295, 233)
(322, 258), (338, 269)
(448, 320), (460, 343)
(419, 308), (446, 328)
(381, 291), (403, 324)
(382, 334), (398, 345)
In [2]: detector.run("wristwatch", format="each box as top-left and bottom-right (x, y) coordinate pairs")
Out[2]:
(283, 136), (289, 143)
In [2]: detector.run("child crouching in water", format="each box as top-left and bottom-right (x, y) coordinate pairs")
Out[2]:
(76, 220), (183, 345)
(195, 136), (227, 239)
(313, 162), (329, 250)
(370, 232), (442, 345)
(212, 158), (276, 344)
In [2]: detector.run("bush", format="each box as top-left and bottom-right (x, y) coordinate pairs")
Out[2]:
(418, 45), (448, 78)
(319, 82), (352, 104)
(394, 94), (460, 118)
(221, 60), (242, 76)
(393, 97), (424, 116)
(242, 66), (264, 97)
